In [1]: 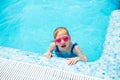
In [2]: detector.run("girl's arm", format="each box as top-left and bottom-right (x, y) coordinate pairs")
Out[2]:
(67, 45), (88, 65)
(74, 45), (88, 62)
(45, 42), (56, 58)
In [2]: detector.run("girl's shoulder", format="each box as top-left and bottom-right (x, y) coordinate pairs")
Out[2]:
(71, 42), (78, 46)
(69, 42), (78, 51)
(71, 42), (81, 52)
(49, 42), (56, 49)
(50, 42), (56, 46)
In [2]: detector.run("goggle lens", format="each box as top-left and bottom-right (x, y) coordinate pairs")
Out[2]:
(55, 36), (69, 43)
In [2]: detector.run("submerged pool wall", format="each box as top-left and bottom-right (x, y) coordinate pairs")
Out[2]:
(0, 10), (120, 80)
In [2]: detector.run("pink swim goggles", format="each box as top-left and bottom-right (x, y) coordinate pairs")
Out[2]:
(55, 35), (70, 43)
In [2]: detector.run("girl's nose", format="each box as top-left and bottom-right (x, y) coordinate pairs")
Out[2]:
(61, 39), (65, 43)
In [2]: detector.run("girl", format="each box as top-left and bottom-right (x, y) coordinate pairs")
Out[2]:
(45, 27), (88, 65)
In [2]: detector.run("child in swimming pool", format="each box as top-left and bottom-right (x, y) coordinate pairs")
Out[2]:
(45, 27), (88, 65)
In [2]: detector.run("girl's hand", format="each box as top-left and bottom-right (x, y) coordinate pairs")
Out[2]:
(45, 52), (53, 58)
(67, 57), (79, 65)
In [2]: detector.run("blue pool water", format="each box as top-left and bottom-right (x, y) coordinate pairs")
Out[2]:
(0, 0), (118, 61)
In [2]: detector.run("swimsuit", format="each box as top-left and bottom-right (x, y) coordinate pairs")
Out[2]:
(55, 43), (78, 58)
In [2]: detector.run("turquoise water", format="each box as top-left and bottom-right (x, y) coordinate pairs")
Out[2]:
(0, 0), (118, 61)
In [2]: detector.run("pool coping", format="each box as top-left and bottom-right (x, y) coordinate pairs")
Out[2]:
(0, 57), (102, 80)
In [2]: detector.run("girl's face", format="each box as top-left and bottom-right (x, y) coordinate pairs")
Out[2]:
(54, 30), (70, 51)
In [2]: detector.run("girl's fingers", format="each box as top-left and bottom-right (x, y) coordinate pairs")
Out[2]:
(45, 53), (52, 58)
(67, 59), (77, 65)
